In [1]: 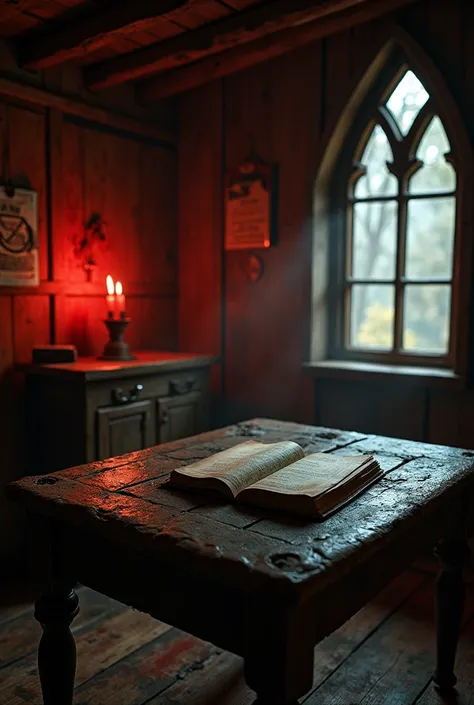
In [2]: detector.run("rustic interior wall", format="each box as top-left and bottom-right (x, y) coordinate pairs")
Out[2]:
(179, 0), (474, 446)
(0, 44), (178, 566)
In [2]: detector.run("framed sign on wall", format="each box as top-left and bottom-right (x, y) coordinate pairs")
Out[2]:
(225, 153), (278, 251)
(0, 186), (38, 287)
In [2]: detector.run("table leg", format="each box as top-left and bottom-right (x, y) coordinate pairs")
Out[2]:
(34, 588), (80, 705)
(244, 602), (314, 705)
(433, 536), (470, 691)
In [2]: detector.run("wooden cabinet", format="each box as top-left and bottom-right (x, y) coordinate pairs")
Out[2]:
(24, 351), (215, 474)
(96, 400), (155, 461)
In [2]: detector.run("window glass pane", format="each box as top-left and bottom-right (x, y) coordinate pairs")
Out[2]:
(402, 284), (451, 353)
(350, 284), (395, 350)
(405, 197), (456, 279)
(409, 117), (456, 194)
(385, 70), (429, 136)
(352, 201), (397, 280)
(354, 126), (398, 198)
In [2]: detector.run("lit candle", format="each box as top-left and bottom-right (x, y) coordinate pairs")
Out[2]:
(115, 280), (126, 317)
(106, 274), (115, 318)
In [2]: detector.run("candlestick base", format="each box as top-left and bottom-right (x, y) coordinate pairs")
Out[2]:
(98, 317), (136, 361)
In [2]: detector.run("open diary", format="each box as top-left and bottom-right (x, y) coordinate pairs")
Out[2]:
(167, 440), (382, 519)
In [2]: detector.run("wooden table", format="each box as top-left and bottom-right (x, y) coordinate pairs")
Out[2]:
(7, 419), (474, 705)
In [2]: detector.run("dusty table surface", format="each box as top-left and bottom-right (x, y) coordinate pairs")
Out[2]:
(8, 418), (474, 600)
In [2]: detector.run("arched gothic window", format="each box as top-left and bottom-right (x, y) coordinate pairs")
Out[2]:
(327, 51), (467, 369)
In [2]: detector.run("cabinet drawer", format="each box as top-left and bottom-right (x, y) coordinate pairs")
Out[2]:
(88, 371), (205, 408)
(96, 400), (155, 461)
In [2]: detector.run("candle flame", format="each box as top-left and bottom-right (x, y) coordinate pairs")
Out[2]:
(106, 275), (114, 296)
(115, 281), (123, 295)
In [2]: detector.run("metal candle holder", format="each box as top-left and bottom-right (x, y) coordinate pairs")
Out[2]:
(98, 312), (136, 361)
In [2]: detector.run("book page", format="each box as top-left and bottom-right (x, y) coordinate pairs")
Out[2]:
(171, 440), (305, 497)
(244, 453), (374, 497)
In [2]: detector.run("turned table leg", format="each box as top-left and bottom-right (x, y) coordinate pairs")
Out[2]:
(34, 588), (80, 705)
(433, 536), (470, 691)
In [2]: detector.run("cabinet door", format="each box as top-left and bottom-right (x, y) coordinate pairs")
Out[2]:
(96, 400), (155, 461)
(157, 392), (205, 444)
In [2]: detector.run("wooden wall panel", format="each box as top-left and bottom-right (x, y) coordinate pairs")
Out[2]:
(318, 379), (426, 440)
(178, 81), (224, 395)
(56, 296), (178, 364)
(55, 296), (106, 357)
(323, 31), (354, 140)
(126, 297), (178, 352)
(0, 297), (13, 376)
(83, 128), (125, 282)
(55, 120), (85, 283)
(8, 103), (48, 281)
(0, 86), (179, 564)
(138, 145), (177, 287)
(224, 45), (321, 423)
(428, 390), (461, 448)
(178, 0), (474, 446)
(12, 295), (51, 363)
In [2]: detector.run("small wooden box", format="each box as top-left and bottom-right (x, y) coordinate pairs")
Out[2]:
(32, 345), (78, 364)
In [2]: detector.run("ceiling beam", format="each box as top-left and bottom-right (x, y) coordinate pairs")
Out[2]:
(0, 76), (176, 145)
(18, 0), (189, 70)
(85, 0), (375, 90)
(136, 0), (417, 103)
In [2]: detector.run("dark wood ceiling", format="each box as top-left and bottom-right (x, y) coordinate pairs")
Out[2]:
(0, 0), (418, 104)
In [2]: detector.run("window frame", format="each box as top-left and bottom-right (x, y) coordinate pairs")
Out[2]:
(327, 52), (466, 371)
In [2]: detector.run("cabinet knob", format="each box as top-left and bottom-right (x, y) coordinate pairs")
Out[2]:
(160, 411), (169, 426)
(112, 384), (143, 405)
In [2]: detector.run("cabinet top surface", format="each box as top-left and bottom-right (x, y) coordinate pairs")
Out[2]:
(22, 350), (217, 380)
(8, 418), (474, 600)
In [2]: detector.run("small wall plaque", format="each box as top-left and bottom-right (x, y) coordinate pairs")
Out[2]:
(0, 186), (38, 287)
(225, 153), (277, 251)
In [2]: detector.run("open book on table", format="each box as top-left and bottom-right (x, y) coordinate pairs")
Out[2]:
(167, 440), (382, 519)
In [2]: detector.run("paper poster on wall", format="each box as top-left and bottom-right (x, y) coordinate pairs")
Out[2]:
(225, 154), (277, 251)
(0, 186), (38, 287)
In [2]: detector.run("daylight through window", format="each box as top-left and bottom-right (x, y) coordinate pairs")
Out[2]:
(345, 69), (457, 359)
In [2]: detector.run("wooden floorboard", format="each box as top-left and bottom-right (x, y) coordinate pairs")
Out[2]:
(1, 569), (474, 704)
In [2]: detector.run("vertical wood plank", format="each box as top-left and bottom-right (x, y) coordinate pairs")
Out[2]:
(138, 144), (178, 287)
(323, 29), (355, 142)
(57, 119), (85, 283)
(56, 296), (106, 357)
(83, 125), (112, 283)
(8, 104), (48, 282)
(349, 19), (380, 88)
(12, 295), (51, 364)
(179, 80), (224, 394)
(127, 297), (178, 352)
(318, 379), (425, 441)
(463, 0), (474, 131)
(48, 107), (63, 283)
(103, 131), (140, 285)
(224, 44), (321, 423)
(0, 296), (13, 376)
(0, 295), (24, 561)
(428, 390), (461, 447)
(455, 391), (474, 450)
(0, 98), (7, 180)
(423, 0), (465, 111)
